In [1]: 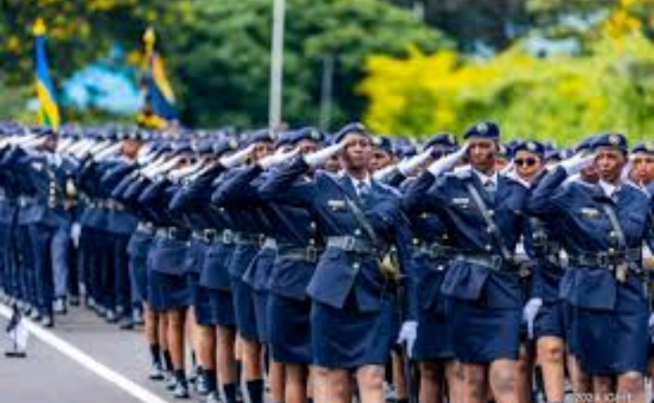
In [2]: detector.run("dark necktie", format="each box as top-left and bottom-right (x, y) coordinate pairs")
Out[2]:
(484, 179), (496, 198)
(357, 181), (371, 204)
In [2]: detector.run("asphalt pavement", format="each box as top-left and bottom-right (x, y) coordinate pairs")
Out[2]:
(0, 304), (182, 403)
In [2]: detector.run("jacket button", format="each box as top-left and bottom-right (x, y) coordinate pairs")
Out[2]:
(354, 229), (361, 236)
(309, 239), (315, 245)
(488, 210), (495, 217)
(353, 263), (360, 270)
(485, 245), (492, 251)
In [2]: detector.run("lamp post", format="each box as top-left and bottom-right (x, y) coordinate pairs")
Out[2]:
(269, 0), (286, 130)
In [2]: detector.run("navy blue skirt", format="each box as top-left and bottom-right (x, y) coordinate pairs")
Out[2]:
(414, 303), (455, 361)
(232, 278), (258, 341)
(312, 297), (400, 369)
(148, 270), (191, 312)
(268, 294), (312, 364)
(534, 300), (566, 340)
(575, 307), (648, 376)
(129, 254), (149, 303)
(448, 297), (521, 363)
(187, 272), (200, 307)
(254, 290), (268, 342)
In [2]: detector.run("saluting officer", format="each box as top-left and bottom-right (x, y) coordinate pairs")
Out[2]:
(258, 123), (417, 403)
(406, 122), (530, 403)
(528, 133), (654, 403)
(401, 133), (460, 403)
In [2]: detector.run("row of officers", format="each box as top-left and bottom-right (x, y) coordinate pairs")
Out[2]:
(0, 121), (653, 403)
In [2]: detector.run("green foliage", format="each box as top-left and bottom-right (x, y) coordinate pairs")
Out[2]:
(359, 34), (654, 145)
(162, 0), (450, 129)
(0, 0), (448, 129)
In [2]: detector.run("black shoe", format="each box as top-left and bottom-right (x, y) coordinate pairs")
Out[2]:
(40, 315), (54, 328)
(172, 381), (190, 399)
(105, 309), (118, 323)
(132, 309), (144, 326)
(119, 316), (134, 330)
(69, 296), (80, 306)
(53, 298), (67, 315)
(205, 391), (222, 403)
(166, 373), (177, 390)
(195, 371), (210, 396)
(149, 363), (165, 381)
(30, 310), (41, 321)
(189, 366), (201, 384)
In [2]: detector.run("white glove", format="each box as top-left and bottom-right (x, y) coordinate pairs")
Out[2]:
(94, 142), (123, 160)
(559, 153), (594, 175)
(144, 156), (181, 179)
(427, 143), (468, 177)
(70, 222), (82, 248)
(219, 143), (256, 169)
(259, 147), (300, 170)
(56, 138), (73, 154)
(396, 320), (418, 359)
(523, 298), (543, 339)
(501, 160), (515, 175)
(397, 147), (433, 176)
(304, 141), (347, 168)
(168, 158), (205, 182)
(372, 164), (397, 182)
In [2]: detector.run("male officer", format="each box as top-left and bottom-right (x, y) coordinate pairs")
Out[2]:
(405, 122), (529, 403)
(5, 129), (72, 327)
(528, 133), (654, 403)
(258, 123), (417, 403)
(99, 131), (143, 328)
(401, 133), (460, 403)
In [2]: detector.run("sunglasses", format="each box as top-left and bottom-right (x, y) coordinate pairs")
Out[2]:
(515, 158), (538, 167)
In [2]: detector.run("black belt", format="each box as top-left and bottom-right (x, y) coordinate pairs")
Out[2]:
(155, 227), (190, 241)
(137, 222), (156, 236)
(233, 232), (265, 247)
(326, 236), (377, 255)
(18, 196), (34, 207)
(416, 241), (453, 260)
(569, 248), (641, 270)
(278, 246), (322, 263)
(192, 229), (235, 244)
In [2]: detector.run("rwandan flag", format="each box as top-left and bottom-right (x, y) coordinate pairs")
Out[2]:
(138, 27), (178, 129)
(33, 18), (61, 130)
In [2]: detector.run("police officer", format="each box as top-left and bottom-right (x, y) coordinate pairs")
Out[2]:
(528, 133), (654, 403)
(401, 133), (460, 403)
(404, 122), (529, 403)
(258, 123), (417, 403)
(168, 136), (240, 402)
(212, 130), (277, 403)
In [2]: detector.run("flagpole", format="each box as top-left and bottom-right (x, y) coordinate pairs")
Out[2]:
(269, 0), (286, 129)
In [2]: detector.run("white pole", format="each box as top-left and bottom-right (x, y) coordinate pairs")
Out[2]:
(269, 0), (286, 129)
(319, 54), (334, 131)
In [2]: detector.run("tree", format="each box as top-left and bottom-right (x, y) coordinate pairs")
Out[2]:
(160, 0), (450, 129)
(358, 33), (654, 144)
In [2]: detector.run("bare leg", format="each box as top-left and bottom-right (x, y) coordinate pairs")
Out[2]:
(537, 336), (565, 402)
(488, 359), (520, 403)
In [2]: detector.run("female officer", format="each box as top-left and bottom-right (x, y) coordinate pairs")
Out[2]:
(258, 123), (417, 403)
(528, 134), (654, 403)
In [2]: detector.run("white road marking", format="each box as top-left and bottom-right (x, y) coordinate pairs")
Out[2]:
(0, 304), (172, 403)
